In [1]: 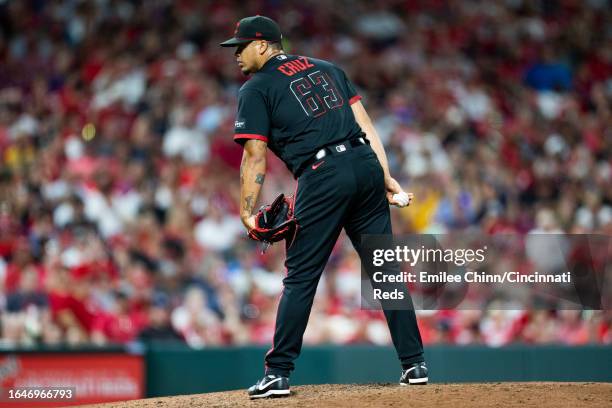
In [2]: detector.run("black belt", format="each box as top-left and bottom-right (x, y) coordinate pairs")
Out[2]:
(296, 135), (370, 178)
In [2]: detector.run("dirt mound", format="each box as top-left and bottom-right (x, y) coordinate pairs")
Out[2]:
(86, 382), (611, 408)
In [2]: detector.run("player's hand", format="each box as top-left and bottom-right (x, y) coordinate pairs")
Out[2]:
(242, 214), (257, 231)
(385, 177), (413, 207)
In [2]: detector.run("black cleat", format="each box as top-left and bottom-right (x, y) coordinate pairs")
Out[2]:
(399, 362), (428, 385)
(248, 374), (290, 399)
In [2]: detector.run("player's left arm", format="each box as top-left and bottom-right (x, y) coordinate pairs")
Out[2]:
(234, 87), (270, 229)
(240, 139), (267, 230)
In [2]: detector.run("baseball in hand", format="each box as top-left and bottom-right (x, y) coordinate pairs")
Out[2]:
(392, 192), (410, 207)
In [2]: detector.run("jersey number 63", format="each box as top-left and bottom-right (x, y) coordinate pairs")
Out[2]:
(290, 71), (344, 118)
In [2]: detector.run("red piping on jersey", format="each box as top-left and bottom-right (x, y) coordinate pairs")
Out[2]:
(234, 133), (269, 142)
(287, 181), (299, 249)
(349, 95), (362, 105)
(289, 180), (298, 214)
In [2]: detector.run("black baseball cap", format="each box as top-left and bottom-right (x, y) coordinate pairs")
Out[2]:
(220, 15), (282, 47)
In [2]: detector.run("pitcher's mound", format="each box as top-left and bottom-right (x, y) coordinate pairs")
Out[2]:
(88, 382), (611, 408)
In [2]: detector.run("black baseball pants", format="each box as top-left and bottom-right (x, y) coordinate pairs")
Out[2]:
(264, 143), (424, 377)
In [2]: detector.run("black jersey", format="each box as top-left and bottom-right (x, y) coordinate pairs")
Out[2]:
(233, 54), (363, 177)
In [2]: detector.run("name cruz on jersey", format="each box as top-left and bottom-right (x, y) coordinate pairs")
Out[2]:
(277, 57), (315, 77)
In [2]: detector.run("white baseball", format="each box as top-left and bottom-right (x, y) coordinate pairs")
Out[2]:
(392, 192), (410, 207)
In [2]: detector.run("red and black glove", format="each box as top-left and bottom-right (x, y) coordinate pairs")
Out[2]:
(248, 193), (299, 248)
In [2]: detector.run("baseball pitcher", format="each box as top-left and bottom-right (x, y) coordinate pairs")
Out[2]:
(220, 15), (427, 399)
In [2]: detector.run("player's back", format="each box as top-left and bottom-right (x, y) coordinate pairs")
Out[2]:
(235, 54), (364, 176)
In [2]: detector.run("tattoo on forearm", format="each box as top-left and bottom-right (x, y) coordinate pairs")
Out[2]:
(255, 173), (265, 185)
(243, 195), (254, 213)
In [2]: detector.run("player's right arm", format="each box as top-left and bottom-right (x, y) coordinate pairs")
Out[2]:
(350, 100), (392, 180)
(335, 66), (412, 207)
(351, 100), (413, 207)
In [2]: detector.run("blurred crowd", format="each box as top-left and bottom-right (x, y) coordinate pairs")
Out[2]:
(0, 0), (610, 348)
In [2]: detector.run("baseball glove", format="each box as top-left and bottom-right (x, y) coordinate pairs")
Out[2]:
(248, 193), (299, 249)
